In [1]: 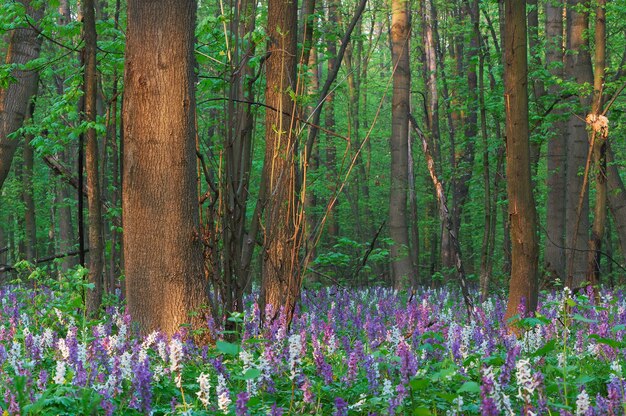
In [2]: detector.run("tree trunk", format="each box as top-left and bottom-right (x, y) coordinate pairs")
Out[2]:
(123, 0), (208, 339)
(82, 0), (104, 316)
(544, 0), (567, 284)
(22, 105), (37, 263)
(0, 1), (44, 190)
(586, 0), (606, 286)
(503, 0), (539, 324)
(565, 0), (593, 287)
(259, 0), (300, 322)
(324, 1), (339, 239)
(389, 0), (413, 289)
(606, 145), (626, 264)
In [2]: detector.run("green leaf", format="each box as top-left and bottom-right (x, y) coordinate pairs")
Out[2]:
(413, 408), (433, 416)
(588, 334), (623, 348)
(457, 381), (481, 394)
(572, 314), (597, 323)
(532, 339), (557, 357)
(216, 340), (240, 356)
(611, 324), (626, 332)
(241, 368), (261, 380)
(410, 377), (430, 390)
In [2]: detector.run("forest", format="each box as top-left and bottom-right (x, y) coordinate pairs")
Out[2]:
(1, 0), (626, 414)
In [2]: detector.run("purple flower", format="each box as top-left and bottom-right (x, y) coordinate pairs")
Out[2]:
(235, 391), (249, 416)
(269, 404), (284, 416)
(334, 397), (348, 416)
(132, 357), (152, 413)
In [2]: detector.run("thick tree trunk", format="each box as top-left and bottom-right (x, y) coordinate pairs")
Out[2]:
(389, 0), (413, 289)
(565, 0), (593, 287)
(259, 0), (300, 322)
(503, 0), (539, 324)
(544, 0), (567, 284)
(123, 0), (208, 339)
(82, 0), (104, 316)
(0, 1), (44, 190)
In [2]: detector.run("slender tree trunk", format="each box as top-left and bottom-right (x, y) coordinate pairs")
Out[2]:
(123, 0), (208, 339)
(586, 0), (607, 286)
(82, 0), (104, 315)
(22, 105), (37, 263)
(503, 0), (539, 324)
(0, 1), (44, 190)
(324, 0), (339, 239)
(544, 0), (567, 284)
(606, 145), (626, 263)
(259, 0), (300, 322)
(389, 0), (413, 289)
(565, 0), (593, 287)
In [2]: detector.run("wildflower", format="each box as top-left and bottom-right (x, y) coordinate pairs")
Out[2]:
(235, 391), (250, 416)
(269, 404), (284, 416)
(217, 373), (231, 413)
(516, 359), (539, 400)
(57, 338), (70, 361)
(119, 351), (133, 381)
(302, 377), (314, 403)
(196, 372), (211, 407)
(575, 389), (591, 416)
(334, 397), (348, 416)
(288, 333), (302, 381)
(482, 365), (514, 416)
(169, 338), (184, 374)
(53, 360), (66, 384)
(132, 357), (152, 413)
(382, 378), (394, 398)
(349, 393), (367, 411)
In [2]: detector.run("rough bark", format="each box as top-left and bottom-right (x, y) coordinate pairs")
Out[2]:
(123, 0), (208, 339)
(0, 1), (44, 190)
(565, 0), (593, 287)
(503, 0), (539, 324)
(389, 0), (413, 289)
(259, 0), (300, 322)
(82, 0), (104, 315)
(544, 0), (567, 284)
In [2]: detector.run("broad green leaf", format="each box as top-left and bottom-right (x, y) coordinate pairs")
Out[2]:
(457, 381), (481, 394)
(216, 340), (240, 356)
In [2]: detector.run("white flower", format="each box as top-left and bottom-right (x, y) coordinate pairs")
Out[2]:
(386, 326), (402, 348)
(482, 366), (515, 416)
(575, 389), (590, 416)
(516, 359), (539, 403)
(382, 379), (394, 398)
(169, 338), (184, 373)
(157, 339), (168, 361)
(77, 342), (87, 366)
(349, 393), (367, 410)
(41, 328), (54, 349)
(175, 373), (182, 389)
(57, 338), (70, 360)
(119, 351), (133, 380)
(54, 360), (66, 384)
(196, 372), (211, 407)
(326, 334), (338, 355)
(610, 360), (623, 378)
(288, 334), (302, 380)
(217, 374), (231, 413)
